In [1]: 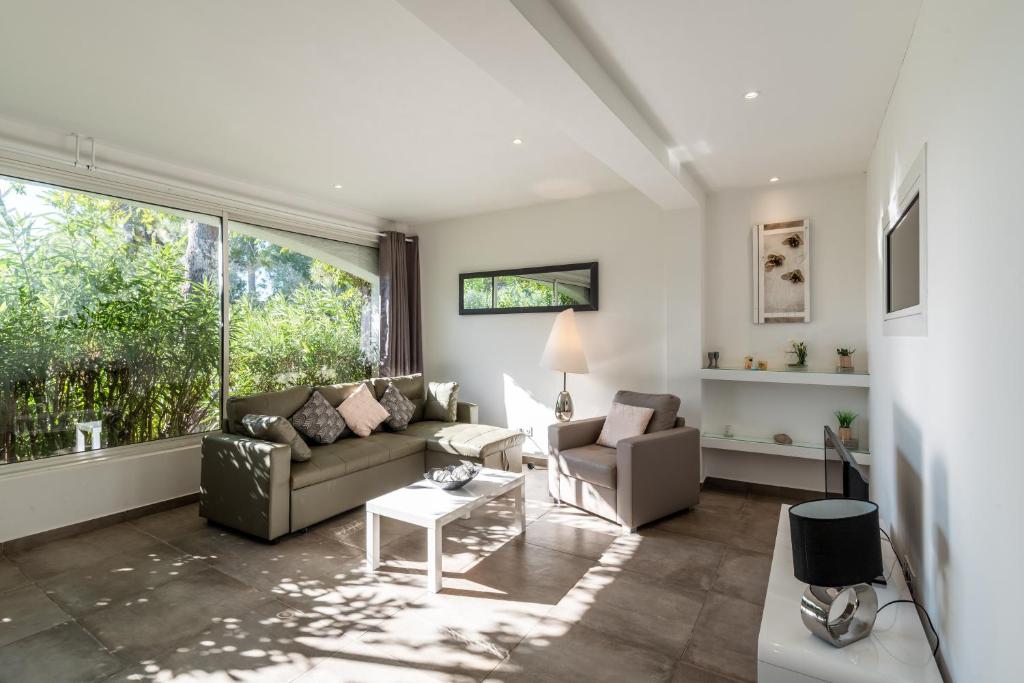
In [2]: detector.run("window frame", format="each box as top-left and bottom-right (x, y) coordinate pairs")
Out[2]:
(458, 261), (599, 315)
(882, 145), (928, 337)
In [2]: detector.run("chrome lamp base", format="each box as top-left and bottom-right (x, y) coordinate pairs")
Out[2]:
(554, 390), (574, 422)
(800, 583), (878, 648)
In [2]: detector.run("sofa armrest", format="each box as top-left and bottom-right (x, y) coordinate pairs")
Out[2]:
(615, 425), (700, 529)
(200, 433), (291, 541)
(456, 401), (479, 424)
(548, 416), (605, 453)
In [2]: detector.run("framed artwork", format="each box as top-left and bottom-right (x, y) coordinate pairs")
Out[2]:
(752, 219), (810, 323)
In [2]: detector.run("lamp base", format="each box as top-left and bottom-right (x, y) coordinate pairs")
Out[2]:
(800, 583), (877, 648)
(554, 390), (574, 422)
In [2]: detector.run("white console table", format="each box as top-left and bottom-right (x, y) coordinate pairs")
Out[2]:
(758, 506), (942, 683)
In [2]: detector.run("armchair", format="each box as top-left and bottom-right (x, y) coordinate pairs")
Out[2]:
(548, 395), (700, 533)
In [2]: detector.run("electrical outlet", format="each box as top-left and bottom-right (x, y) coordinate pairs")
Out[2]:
(903, 554), (916, 585)
(518, 426), (534, 437)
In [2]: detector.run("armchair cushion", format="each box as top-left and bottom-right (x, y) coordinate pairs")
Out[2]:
(596, 402), (654, 447)
(613, 390), (681, 433)
(553, 444), (617, 489)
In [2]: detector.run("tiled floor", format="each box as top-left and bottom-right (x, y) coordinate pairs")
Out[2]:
(0, 470), (800, 683)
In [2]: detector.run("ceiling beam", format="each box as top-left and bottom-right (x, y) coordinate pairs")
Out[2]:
(397, 0), (703, 209)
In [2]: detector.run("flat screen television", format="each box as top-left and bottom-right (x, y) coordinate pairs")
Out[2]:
(824, 426), (869, 500)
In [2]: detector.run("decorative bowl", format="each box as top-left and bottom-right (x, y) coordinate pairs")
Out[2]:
(423, 463), (481, 490)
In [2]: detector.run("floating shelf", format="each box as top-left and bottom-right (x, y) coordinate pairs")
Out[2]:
(700, 367), (870, 388)
(701, 433), (872, 466)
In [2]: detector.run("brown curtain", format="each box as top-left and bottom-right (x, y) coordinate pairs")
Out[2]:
(378, 231), (423, 376)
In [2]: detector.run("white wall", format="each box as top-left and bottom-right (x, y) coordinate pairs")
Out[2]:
(415, 190), (703, 454)
(865, 1), (1024, 679)
(702, 175), (868, 489)
(0, 440), (200, 543)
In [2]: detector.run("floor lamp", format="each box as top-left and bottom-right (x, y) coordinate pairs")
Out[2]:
(540, 308), (589, 421)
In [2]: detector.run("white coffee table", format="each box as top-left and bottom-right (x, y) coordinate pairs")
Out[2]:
(365, 467), (526, 593)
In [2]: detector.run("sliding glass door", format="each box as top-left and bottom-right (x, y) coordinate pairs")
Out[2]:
(0, 175), (222, 463)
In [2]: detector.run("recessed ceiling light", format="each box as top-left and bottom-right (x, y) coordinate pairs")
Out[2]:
(769, 177), (780, 183)
(744, 91), (760, 100)
(333, 184), (343, 189)
(512, 138), (523, 145)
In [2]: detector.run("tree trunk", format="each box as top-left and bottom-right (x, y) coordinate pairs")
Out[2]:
(182, 220), (219, 298)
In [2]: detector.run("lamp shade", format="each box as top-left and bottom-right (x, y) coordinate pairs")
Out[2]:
(789, 499), (882, 587)
(540, 309), (589, 374)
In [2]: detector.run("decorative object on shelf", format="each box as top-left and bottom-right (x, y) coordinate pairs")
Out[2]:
(789, 499), (883, 648)
(423, 462), (481, 490)
(722, 424), (734, 438)
(834, 410), (858, 450)
(540, 308), (589, 422)
(836, 347), (856, 372)
(706, 351), (720, 369)
(744, 355), (754, 370)
(752, 219), (811, 324)
(774, 433), (793, 445)
(460, 262), (598, 314)
(757, 360), (769, 371)
(787, 340), (808, 368)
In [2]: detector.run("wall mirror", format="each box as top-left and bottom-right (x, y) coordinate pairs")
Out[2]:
(459, 262), (598, 314)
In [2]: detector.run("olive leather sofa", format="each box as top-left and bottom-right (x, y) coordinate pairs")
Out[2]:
(200, 374), (524, 540)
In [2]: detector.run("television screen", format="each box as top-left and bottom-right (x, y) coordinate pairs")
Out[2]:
(886, 194), (921, 314)
(824, 426), (869, 500)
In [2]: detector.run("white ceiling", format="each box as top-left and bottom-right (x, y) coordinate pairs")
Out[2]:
(0, 0), (921, 224)
(553, 0), (922, 189)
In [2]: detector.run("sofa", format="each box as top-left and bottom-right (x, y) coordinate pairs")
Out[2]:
(547, 390), (700, 533)
(200, 373), (524, 540)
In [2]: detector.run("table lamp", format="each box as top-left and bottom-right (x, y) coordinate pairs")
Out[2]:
(789, 498), (883, 647)
(540, 308), (589, 421)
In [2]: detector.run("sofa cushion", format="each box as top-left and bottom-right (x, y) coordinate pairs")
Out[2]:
(290, 439), (387, 490)
(362, 432), (427, 460)
(380, 383), (416, 431)
(554, 444), (617, 489)
(424, 381), (459, 421)
(315, 380), (372, 408)
(338, 384), (390, 437)
(371, 373), (425, 401)
(402, 421), (524, 458)
(613, 390), (681, 433)
(290, 391), (347, 444)
(225, 386), (312, 434)
(241, 414), (312, 462)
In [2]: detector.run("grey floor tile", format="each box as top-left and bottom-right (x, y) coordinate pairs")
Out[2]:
(467, 539), (594, 607)
(0, 556), (30, 591)
(309, 507), (419, 550)
(655, 506), (778, 555)
(129, 503), (207, 543)
(6, 524), (155, 581)
(696, 488), (749, 512)
(518, 517), (616, 561)
(711, 548), (771, 607)
(77, 567), (270, 664)
(39, 541), (206, 617)
(487, 618), (676, 683)
(671, 661), (743, 683)
(600, 529), (725, 592)
(548, 565), (705, 658)
(381, 519), (522, 580)
(681, 592), (763, 683)
(108, 600), (341, 683)
(0, 584), (71, 647)
(0, 622), (122, 683)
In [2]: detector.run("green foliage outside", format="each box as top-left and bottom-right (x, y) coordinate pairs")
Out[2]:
(0, 178), (374, 464)
(463, 274), (577, 309)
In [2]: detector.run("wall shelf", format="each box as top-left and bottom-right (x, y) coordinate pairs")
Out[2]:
(701, 433), (872, 466)
(700, 367), (869, 388)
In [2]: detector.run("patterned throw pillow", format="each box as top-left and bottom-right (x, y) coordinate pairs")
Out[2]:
(289, 390), (346, 444)
(380, 383), (415, 431)
(242, 414), (312, 461)
(425, 381), (459, 421)
(337, 383), (390, 437)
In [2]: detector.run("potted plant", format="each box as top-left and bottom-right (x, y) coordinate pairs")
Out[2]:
(834, 410), (858, 447)
(836, 347), (856, 373)
(788, 340), (808, 368)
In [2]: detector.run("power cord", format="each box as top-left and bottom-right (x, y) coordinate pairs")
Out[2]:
(876, 528), (941, 659)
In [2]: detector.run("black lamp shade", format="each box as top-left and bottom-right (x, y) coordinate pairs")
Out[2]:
(789, 499), (883, 587)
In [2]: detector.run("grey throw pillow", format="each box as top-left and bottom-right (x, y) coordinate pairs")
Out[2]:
(380, 383), (416, 431)
(242, 414), (312, 462)
(425, 381), (459, 421)
(289, 390), (346, 444)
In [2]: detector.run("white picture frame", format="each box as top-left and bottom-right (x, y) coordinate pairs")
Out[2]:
(882, 145), (928, 337)
(752, 219), (811, 324)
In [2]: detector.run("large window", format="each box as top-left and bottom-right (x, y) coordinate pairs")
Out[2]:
(0, 176), (222, 464)
(228, 222), (378, 397)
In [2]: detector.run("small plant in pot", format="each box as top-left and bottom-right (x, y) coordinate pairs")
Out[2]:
(788, 340), (808, 368)
(836, 347), (856, 373)
(834, 410), (858, 449)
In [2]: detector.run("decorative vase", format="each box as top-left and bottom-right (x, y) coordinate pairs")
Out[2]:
(838, 426), (853, 443)
(838, 355), (854, 372)
(744, 356), (754, 370)
(707, 351), (720, 369)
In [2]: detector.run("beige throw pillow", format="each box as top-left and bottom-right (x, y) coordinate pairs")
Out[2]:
(337, 383), (390, 437)
(596, 402), (655, 448)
